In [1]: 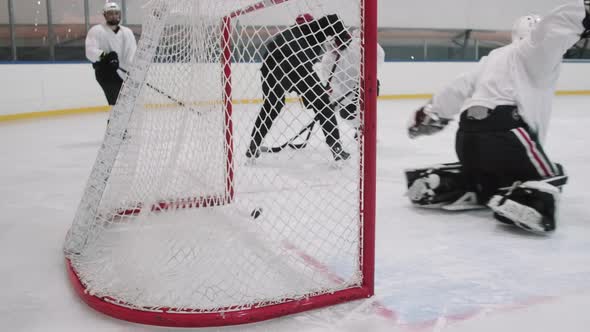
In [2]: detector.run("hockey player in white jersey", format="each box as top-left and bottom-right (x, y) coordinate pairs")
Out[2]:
(319, 28), (385, 137)
(405, 0), (589, 234)
(85, 2), (137, 105)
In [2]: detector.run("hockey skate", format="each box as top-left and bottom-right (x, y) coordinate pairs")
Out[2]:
(245, 141), (261, 159)
(331, 143), (350, 161)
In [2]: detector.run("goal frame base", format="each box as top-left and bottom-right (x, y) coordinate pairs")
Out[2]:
(66, 258), (372, 327)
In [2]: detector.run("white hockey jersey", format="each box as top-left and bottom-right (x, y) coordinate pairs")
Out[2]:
(430, 0), (585, 142)
(318, 32), (385, 108)
(85, 24), (137, 79)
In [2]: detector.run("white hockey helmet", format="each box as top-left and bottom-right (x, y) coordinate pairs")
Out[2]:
(103, 2), (121, 14)
(511, 14), (541, 42)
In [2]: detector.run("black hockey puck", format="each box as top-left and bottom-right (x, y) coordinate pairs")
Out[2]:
(250, 208), (263, 219)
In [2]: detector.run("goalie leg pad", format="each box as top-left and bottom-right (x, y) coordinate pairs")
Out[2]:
(488, 181), (560, 234)
(405, 163), (470, 207)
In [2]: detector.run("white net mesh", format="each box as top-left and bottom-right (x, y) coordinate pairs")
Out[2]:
(65, 0), (370, 316)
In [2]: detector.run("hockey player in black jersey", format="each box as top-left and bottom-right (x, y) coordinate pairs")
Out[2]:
(246, 13), (352, 161)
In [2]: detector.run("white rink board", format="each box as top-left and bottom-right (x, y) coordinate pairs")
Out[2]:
(2, 61), (590, 116)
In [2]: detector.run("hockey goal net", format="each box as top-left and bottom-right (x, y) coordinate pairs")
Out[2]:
(64, 0), (377, 327)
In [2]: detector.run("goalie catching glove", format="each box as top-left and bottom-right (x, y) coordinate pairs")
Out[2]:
(100, 51), (120, 71)
(408, 104), (451, 139)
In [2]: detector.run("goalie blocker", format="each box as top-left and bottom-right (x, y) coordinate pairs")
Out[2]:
(405, 162), (568, 234)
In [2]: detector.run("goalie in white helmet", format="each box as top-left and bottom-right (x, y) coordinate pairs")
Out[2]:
(85, 2), (137, 105)
(405, 0), (590, 234)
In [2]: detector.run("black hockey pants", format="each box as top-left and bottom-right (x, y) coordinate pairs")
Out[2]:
(94, 63), (123, 106)
(456, 105), (560, 203)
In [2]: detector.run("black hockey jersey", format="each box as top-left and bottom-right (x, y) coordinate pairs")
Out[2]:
(262, 14), (350, 77)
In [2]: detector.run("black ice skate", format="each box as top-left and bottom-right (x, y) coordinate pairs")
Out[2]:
(245, 141), (261, 159)
(331, 143), (350, 161)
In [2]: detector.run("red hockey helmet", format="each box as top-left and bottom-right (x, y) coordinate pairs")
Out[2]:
(295, 13), (314, 24)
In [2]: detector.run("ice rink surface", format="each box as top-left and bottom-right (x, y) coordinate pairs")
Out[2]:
(1, 97), (589, 332)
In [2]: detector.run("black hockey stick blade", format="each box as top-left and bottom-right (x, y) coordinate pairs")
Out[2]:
(261, 120), (316, 153)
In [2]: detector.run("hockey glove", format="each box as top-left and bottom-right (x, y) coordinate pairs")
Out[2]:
(408, 104), (450, 139)
(101, 51), (120, 70)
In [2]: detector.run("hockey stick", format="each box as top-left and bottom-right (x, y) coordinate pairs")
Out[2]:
(119, 68), (202, 115)
(330, 88), (358, 109)
(259, 89), (358, 153)
(260, 48), (358, 154)
(261, 93), (354, 154)
(260, 120), (316, 153)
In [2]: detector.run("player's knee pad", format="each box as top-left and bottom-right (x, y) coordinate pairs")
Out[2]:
(488, 181), (559, 234)
(405, 162), (468, 207)
(339, 104), (357, 120)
